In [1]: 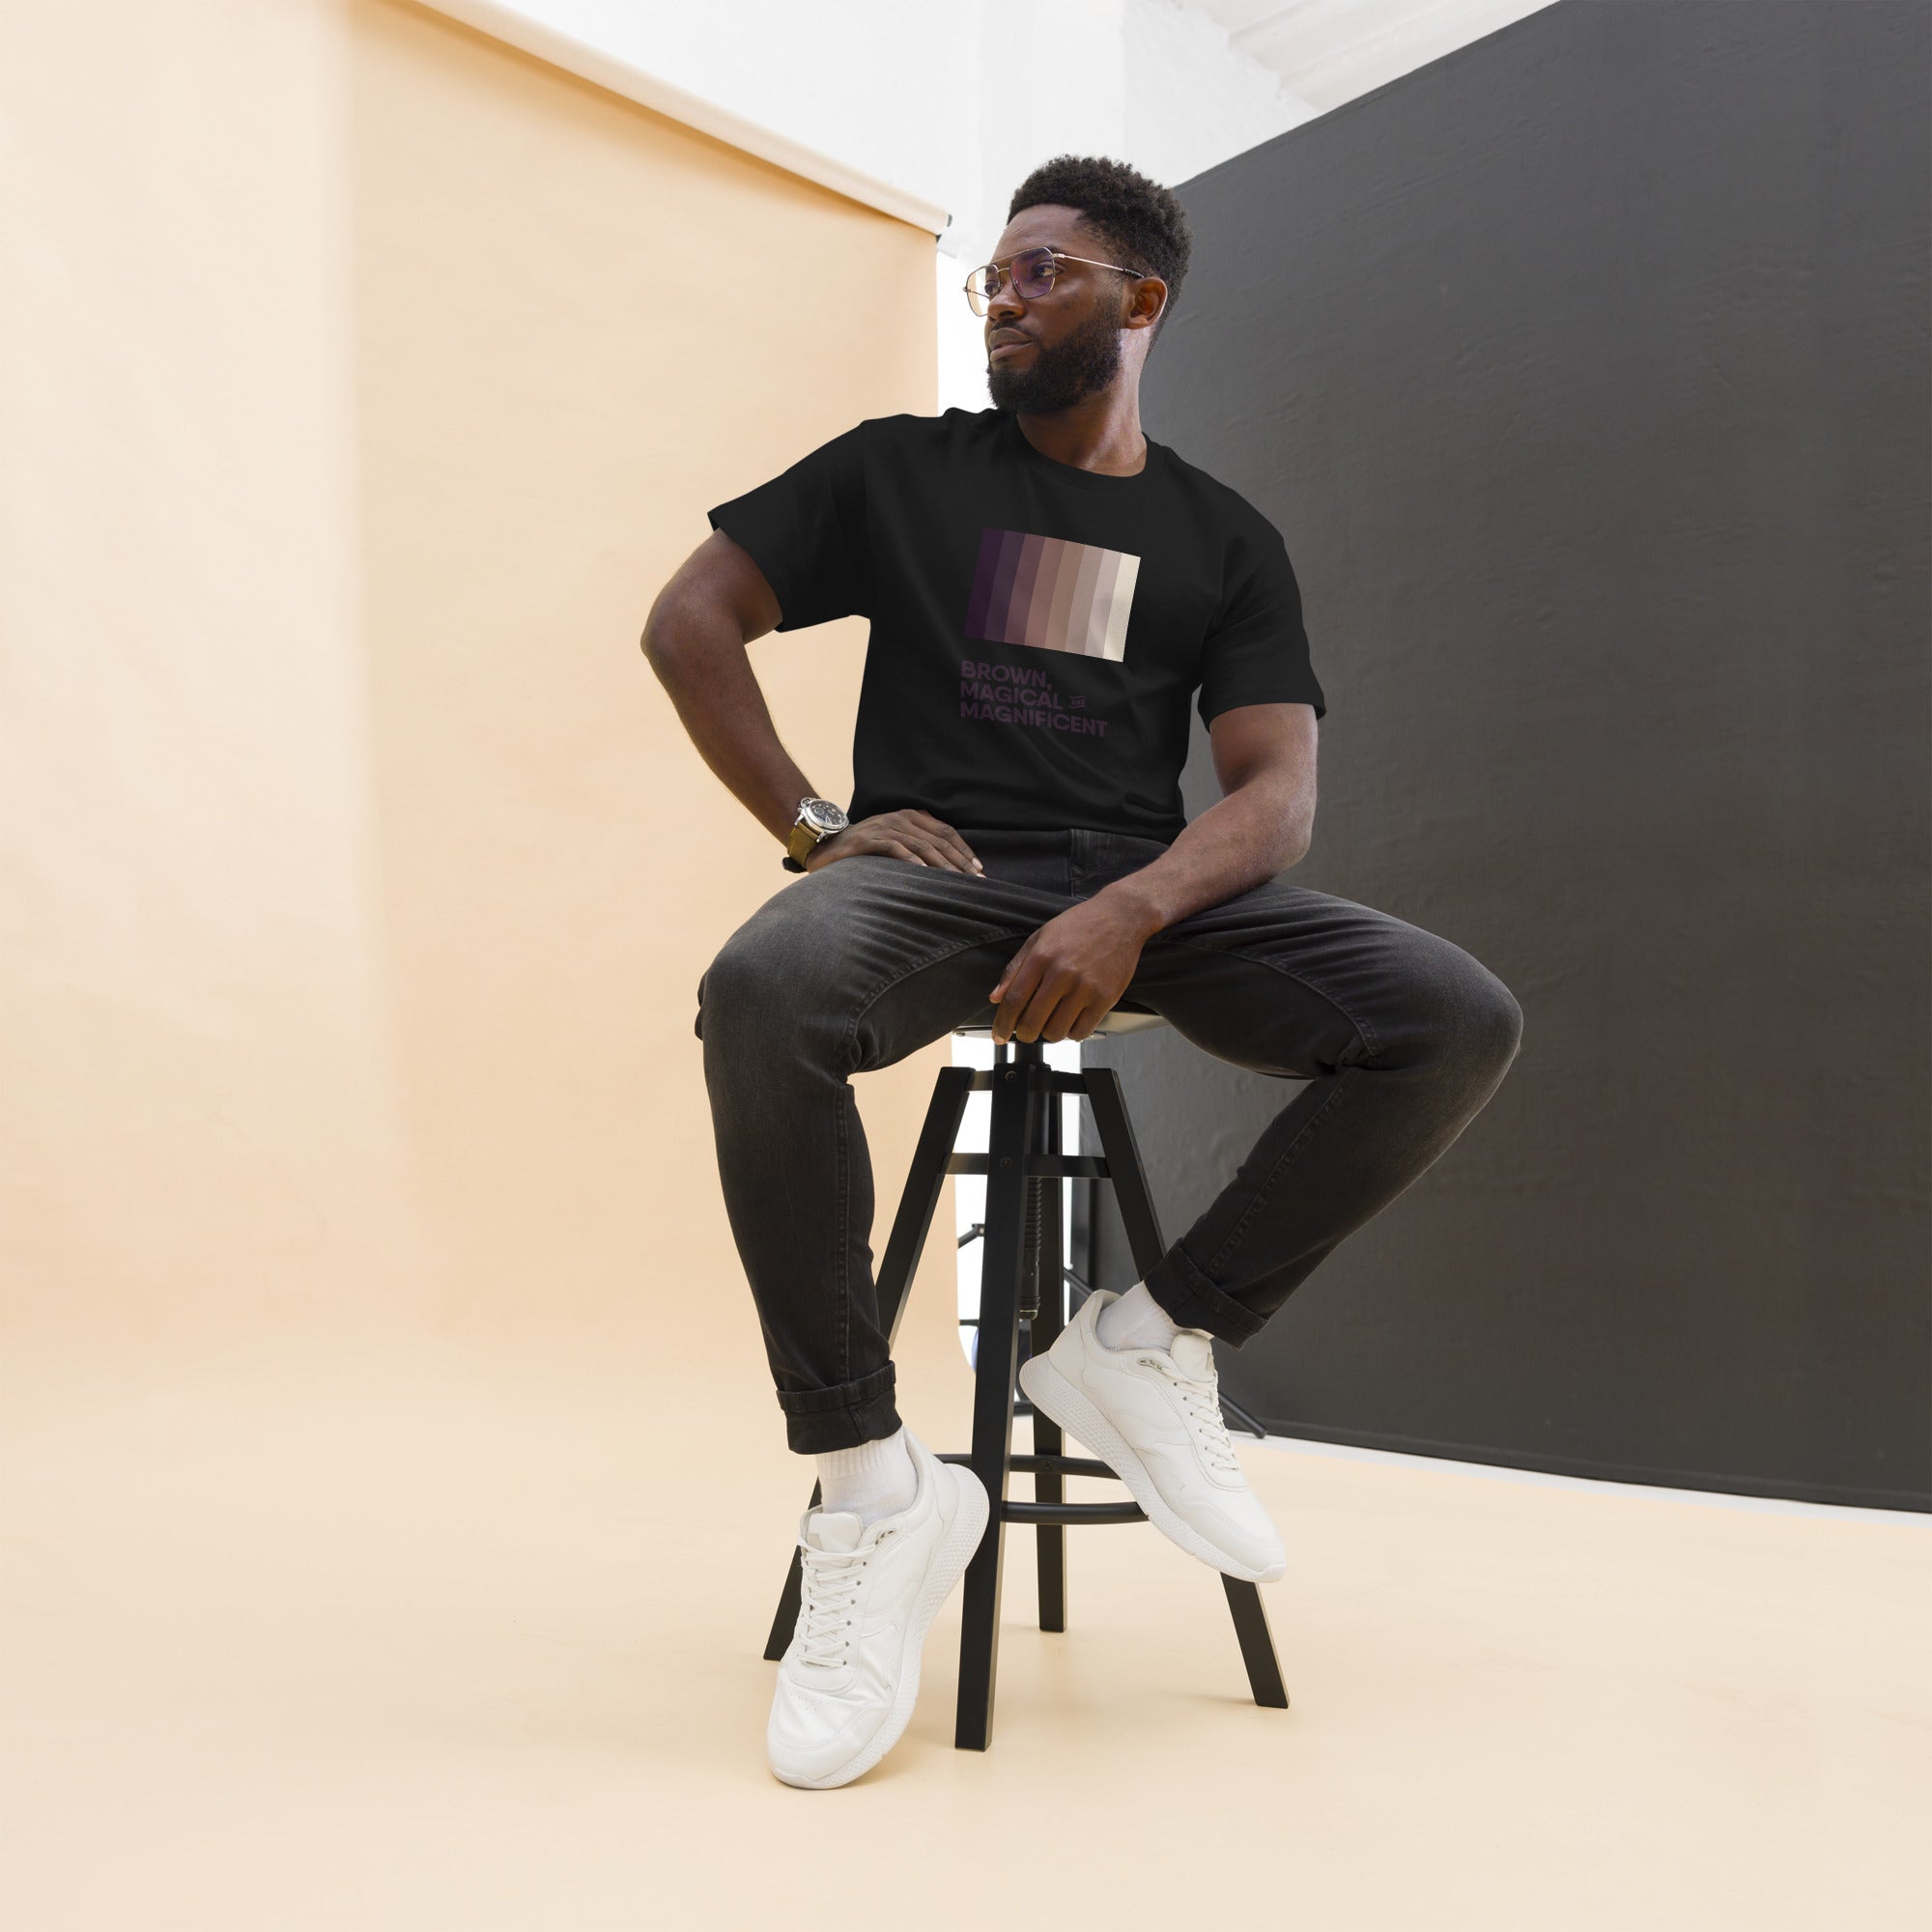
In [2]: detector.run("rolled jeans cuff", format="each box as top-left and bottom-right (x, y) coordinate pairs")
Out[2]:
(1140, 1243), (1268, 1346)
(775, 1361), (903, 1455)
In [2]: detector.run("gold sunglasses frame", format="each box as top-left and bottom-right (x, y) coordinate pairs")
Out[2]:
(963, 245), (1148, 315)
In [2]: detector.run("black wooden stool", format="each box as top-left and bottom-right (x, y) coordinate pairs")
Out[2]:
(761, 1007), (1289, 1750)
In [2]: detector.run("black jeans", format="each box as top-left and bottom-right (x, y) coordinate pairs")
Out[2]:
(696, 828), (1523, 1455)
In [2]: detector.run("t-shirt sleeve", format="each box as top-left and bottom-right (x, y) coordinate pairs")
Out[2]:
(1196, 515), (1327, 726)
(705, 422), (872, 632)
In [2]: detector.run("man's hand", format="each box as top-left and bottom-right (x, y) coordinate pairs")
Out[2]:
(980, 703), (1320, 1042)
(987, 892), (1156, 1044)
(806, 810), (984, 876)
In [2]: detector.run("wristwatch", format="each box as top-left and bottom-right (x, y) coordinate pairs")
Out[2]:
(782, 796), (850, 872)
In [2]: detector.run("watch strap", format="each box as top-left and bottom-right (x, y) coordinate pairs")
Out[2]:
(785, 815), (822, 868)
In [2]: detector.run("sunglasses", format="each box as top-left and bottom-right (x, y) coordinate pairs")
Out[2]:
(964, 244), (1147, 316)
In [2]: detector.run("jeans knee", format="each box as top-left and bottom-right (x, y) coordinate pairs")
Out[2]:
(696, 920), (845, 1071)
(1446, 960), (1523, 1090)
(1397, 943), (1523, 1086)
(1473, 969), (1524, 1068)
(695, 924), (768, 1047)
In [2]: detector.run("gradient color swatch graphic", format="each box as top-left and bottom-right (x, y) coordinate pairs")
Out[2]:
(964, 527), (1141, 662)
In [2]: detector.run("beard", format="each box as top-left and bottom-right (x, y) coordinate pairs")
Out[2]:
(986, 304), (1124, 414)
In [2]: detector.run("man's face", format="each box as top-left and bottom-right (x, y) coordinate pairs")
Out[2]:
(980, 207), (1159, 414)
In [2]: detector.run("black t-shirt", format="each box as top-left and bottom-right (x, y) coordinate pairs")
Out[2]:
(705, 406), (1325, 843)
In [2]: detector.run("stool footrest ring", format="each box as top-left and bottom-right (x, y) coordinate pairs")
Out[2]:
(944, 1152), (1109, 1179)
(936, 1451), (1118, 1481)
(935, 1450), (1151, 1523)
(1003, 1499), (1148, 1526)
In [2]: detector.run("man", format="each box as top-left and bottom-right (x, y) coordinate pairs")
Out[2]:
(642, 155), (1522, 1789)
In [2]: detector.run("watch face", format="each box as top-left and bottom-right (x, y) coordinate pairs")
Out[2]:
(802, 799), (848, 834)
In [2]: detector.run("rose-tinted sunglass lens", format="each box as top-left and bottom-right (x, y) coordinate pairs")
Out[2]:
(969, 250), (1057, 309)
(1011, 249), (1056, 296)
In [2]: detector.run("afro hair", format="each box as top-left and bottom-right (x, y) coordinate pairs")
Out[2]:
(1005, 154), (1194, 350)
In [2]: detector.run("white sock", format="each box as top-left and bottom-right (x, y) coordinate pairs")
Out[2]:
(815, 1426), (917, 1525)
(1096, 1279), (1187, 1352)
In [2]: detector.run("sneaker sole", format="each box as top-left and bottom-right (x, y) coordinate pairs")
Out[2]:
(1017, 1353), (1284, 1584)
(772, 1459), (991, 1790)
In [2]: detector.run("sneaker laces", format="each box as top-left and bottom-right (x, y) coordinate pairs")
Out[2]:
(1147, 1358), (1243, 1480)
(796, 1530), (891, 1668)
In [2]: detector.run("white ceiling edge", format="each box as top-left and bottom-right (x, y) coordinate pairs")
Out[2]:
(418, 0), (954, 237)
(1195, 0), (1561, 113)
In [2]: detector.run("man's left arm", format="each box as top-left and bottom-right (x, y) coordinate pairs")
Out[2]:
(986, 700), (1318, 1043)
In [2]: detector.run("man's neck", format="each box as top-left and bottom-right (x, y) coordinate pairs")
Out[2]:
(1012, 399), (1149, 477)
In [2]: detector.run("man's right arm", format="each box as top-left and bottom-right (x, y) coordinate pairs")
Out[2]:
(641, 528), (810, 853)
(640, 530), (983, 875)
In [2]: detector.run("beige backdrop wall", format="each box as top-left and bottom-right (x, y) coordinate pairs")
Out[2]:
(2, 0), (952, 1391)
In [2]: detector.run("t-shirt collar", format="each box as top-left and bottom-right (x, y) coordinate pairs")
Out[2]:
(998, 409), (1161, 491)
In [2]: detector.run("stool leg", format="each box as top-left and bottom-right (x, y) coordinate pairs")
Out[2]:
(1221, 1575), (1291, 1707)
(954, 1050), (1037, 1749)
(880, 1066), (980, 1354)
(762, 1066), (976, 1663)
(1082, 1064), (1291, 1713)
(761, 1477), (821, 1663)
(1031, 1091), (1068, 1634)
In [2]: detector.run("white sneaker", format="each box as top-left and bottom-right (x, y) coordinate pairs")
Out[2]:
(766, 1426), (989, 1789)
(1018, 1290), (1286, 1583)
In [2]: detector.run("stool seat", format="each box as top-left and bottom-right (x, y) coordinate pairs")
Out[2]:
(952, 1005), (1170, 1037)
(761, 1028), (1288, 1749)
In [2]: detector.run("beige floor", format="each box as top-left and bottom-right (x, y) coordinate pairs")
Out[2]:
(2, 1315), (1925, 1932)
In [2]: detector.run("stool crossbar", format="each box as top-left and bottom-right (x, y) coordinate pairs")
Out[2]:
(761, 1012), (1289, 1750)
